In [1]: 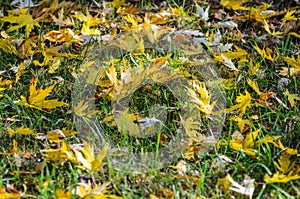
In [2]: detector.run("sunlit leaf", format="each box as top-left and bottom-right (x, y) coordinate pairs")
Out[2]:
(8, 126), (36, 137)
(220, 0), (250, 11)
(282, 10), (297, 24)
(15, 78), (68, 111)
(283, 89), (300, 107)
(186, 82), (216, 115)
(0, 7), (40, 37)
(227, 90), (251, 116)
(265, 171), (300, 184)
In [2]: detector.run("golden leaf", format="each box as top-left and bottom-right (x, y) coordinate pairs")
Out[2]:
(265, 171), (300, 184)
(247, 78), (261, 95)
(8, 126), (36, 137)
(283, 89), (300, 107)
(220, 0), (250, 10)
(15, 78), (68, 111)
(230, 129), (260, 157)
(0, 38), (18, 55)
(282, 10), (297, 24)
(73, 141), (107, 172)
(0, 7), (40, 37)
(226, 90), (251, 116)
(186, 82), (216, 116)
(280, 55), (300, 76)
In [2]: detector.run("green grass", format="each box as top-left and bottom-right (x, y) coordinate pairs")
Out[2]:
(0, 0), (300, 198)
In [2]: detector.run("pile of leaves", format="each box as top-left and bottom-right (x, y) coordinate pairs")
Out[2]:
(0, 0), (299, 198)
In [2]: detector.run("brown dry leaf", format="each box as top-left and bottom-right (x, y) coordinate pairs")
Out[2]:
(50, 8), (73, 27)
(15, 78), (68, 111)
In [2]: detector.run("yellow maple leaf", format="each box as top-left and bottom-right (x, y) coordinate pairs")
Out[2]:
(282, 10), (297, 24)
(280, 55), (300, 76)
(72, 141), (107, 172)
(8, 126), (36, 137)
(16, 60), (30, 83)
(230, 129), (260, 157)
(73, 100), (99, 120)
(253, 44), (279, 61)
(0, 187), (22, 199)
(15, 78), (68, 111)
(0, 38), (18, 55)
(0, 7), (40, 37)
(73, 8), (103, 35)
(283, 89), (300, 107)
(237, 3), (284, 23)
(186, 82), (216, 116)
(227, 90), (251, 116)
(220, 0), (250, 10)
(274, 152), (295, 174)
(263, 19), (284, 38)
(264, 171), (300, 184)
(232, 116), (251, 132)
(247, 78), (261, 95)
(0, 140), (18, 155)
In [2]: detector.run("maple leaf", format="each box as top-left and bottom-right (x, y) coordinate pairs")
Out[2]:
(247, 78), (261, 95)
(50, 8), (73, 27)
(264, 171), (300, 184)
(220, 0), (250, 11)
(229, 129), (260, 157)
(73, 8), (103, 35)
(0, 38), (18, 55)
(227, 90), (251, 116)
(253, 44), (279, 61)
(72, 141), (107, 172)
(70, 181), (122, 199)
(0, 140), (18, 155)
(15, 78), (68, 111)
(8, 126), (36, 137)
(186, 82), (217, 116)
(232, 116), (251, 133)
(0, 7), (40, 37)
(274, 152), (296, 174)
(0, 187), (22, 199)
(282, 10), (297, 24)
(237, 3), (284, 23)
(263, 19), (284, 38)
(280, 55), (300, 76)
(283, 89), (300, 107)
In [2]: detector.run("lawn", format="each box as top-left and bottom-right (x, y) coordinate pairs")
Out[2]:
(0, 0), (299, 198)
